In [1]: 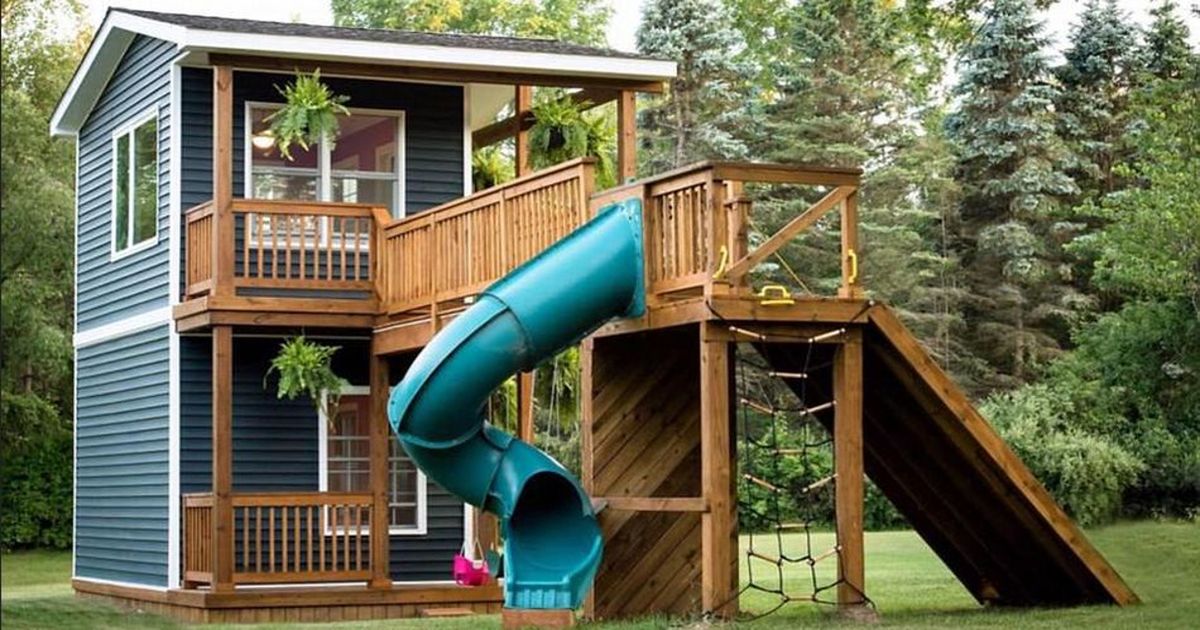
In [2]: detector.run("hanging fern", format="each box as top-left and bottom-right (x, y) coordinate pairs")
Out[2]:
(267, 69), (350, 160)
(472, 145), (514, 191)
(529, 92), (616, 188)
(264, 336), (349, 422)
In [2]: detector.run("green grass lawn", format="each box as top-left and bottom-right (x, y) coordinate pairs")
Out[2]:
(2, 521), (1196, 629)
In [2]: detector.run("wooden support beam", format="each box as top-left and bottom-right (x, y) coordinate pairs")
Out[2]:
(839, 189), (863, 298)
(368, 345), (391, 589)
(699, 322), (737, 618)
(514, 85), (533, 177)
(834, 327), (866, 608)
(473, 88), (619, 148)
(617, 90), (636, 183)
(724, 186), (853, 283)
(517, 372), (534, 442)
(212, 66), (234, 297)
(211, 325), (234, 593)
(208, 54), (665, 94)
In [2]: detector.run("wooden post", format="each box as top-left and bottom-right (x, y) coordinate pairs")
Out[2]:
(514, 84), (536, 441)
(517, 373), (535, 442)
(368, 345), (392, 589)
(617, 90), (636, 183)
(211, 325), (234, 593)
(515, 85), (533, 177)
(834, 327), (867, 610)
(212, 65), (234, 297)
(839, 187), (863, 299)
(700, 322), (737, 618)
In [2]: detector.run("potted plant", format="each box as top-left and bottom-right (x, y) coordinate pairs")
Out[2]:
(264, 336), (349, 423)
(267, 69), (350, 160)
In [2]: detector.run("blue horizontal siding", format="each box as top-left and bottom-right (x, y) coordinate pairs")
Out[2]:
(76, 35), (176, 331)
(75, 325), (170, 587)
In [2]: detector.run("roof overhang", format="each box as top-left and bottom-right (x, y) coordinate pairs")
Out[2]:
(51, 10), (677, 137)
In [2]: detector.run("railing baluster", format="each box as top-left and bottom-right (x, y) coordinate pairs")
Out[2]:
(268, 507), (276, 572)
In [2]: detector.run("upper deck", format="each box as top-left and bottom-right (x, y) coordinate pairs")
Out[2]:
(175, 156), (865, 353)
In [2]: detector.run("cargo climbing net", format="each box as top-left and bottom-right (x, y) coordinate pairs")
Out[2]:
(710, 320), (875, 620)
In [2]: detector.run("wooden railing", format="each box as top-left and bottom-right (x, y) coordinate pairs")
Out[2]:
(378, 158), (596, 318)
(182, 493), (213, 585)
(184, 199), (390, 302)
(181, 492), (374, 586)
(184, 202), (215, 297)
(591, 161), (862, 303)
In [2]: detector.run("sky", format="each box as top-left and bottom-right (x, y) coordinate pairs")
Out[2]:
(86, 0), (1200, 53)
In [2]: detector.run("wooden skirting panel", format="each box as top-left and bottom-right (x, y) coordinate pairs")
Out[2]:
(585, 326), (705, 619)
(72, 579), (503, 624)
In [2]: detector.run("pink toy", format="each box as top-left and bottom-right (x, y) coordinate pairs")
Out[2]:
(453, 543), (490, 586)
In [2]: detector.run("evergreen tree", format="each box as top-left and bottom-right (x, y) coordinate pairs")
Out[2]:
(750, 1), (967, 372)
(635, 0), (754, 173)
(1055, 0), (1142, 198)
(945, 0), (1080, 389)
(1143, 0), (1194, 80)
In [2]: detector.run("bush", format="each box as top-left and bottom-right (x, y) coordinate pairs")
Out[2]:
(1, 425), (72, 549)
(983, 383), (1143, 525)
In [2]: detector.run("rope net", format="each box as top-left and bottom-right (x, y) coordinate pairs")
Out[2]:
(720, 325), (874, 620)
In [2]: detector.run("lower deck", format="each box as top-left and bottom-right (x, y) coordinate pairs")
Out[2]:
(74, 578), (502, 623)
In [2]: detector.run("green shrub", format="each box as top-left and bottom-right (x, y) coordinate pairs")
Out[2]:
(1, 425), (72, 549)
(984, 384), (1143, 525)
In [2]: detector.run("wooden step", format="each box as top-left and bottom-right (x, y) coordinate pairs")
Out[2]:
(420, 607), (478, 618)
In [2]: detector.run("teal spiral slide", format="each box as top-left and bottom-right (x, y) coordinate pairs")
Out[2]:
(387, 199), (644, 610)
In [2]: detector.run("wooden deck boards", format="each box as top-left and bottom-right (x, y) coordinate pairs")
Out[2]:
(73, 578), (503, 623)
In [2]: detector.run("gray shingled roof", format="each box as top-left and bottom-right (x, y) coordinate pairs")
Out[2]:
(118, 9), (663, 62)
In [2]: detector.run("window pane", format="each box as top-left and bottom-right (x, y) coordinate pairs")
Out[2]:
(250, 106), (319, 169)
(331, 177), (395, 209)
(328, 400), (370, 493)
(330, 115), (397, 173)
(132, 119), (157, 244)
(114, 135), (129, 249)
(388, 439), (419, 528)
(251, 172), (319, 201)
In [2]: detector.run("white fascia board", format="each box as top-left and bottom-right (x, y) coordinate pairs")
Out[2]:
(50, 12), (187, 137)
(183, 30), (677, 81)
(52, 9), (676, 137)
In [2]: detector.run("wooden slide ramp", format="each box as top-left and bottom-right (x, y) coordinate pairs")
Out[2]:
(757, 305), (1138, 607)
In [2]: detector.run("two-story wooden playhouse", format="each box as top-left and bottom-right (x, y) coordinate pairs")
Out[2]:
(54, 9), (675, 622)
(55, 8), (1136, 625)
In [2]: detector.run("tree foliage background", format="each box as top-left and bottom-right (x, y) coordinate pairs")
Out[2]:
(1, 0), (87, 548)
(0, 0), (1195, 549)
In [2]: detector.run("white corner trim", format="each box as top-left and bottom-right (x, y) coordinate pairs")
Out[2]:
(318, 386), (428, 537)
(166, 61), (183, 589)
(73, 306), (172, 348)
(462, 85), (473, 198)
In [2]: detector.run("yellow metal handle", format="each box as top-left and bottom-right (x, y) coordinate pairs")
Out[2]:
(757, 284), (795, 306)
(713, 245), (729, 280)
(847, 249), (858, 285)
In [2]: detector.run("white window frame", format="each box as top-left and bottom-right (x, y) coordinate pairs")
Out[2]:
(110, 108), (160, 260)
(318, 386), (428, 536)
(243, 101), (407, 223)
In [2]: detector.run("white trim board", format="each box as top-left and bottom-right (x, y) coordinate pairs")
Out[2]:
(52, 9), (676, 136)
(166, 60), (183, 589)
(73, 306), (172, 348)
